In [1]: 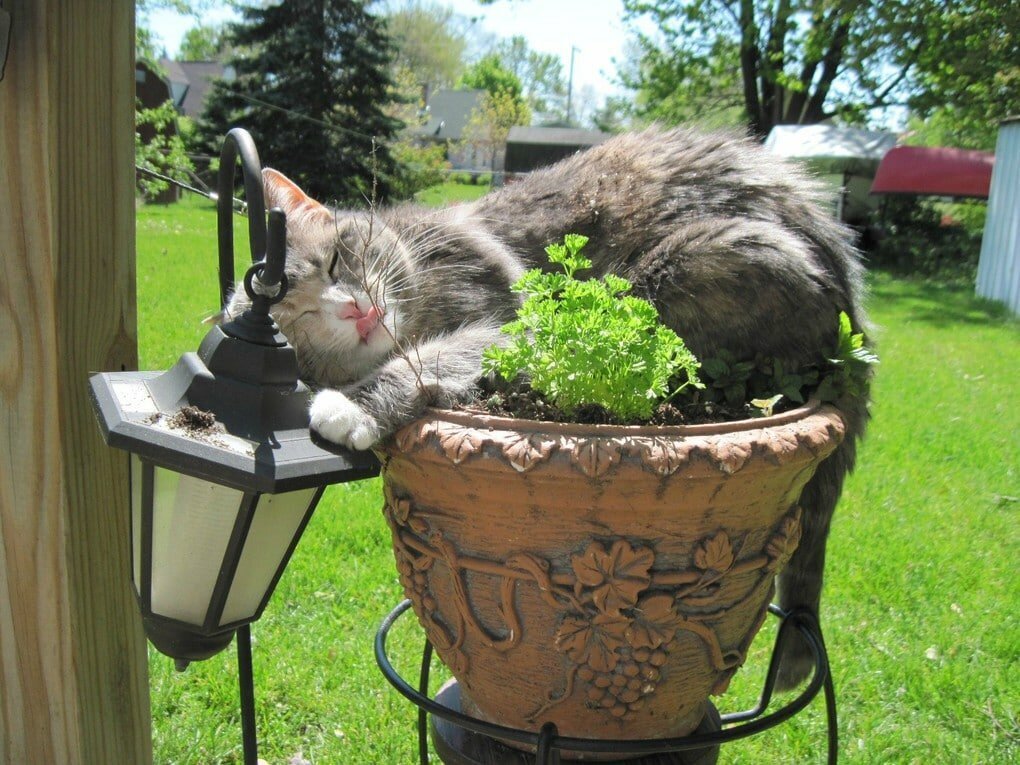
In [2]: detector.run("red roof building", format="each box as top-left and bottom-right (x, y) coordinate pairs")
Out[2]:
(870, 145), (995, 199)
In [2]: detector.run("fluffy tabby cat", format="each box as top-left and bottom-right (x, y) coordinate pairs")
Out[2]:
(226, 126), (871, 689)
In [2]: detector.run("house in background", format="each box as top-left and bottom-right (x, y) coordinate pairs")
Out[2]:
(159, 58), (235, 120)
(415, 88), (488, 171)
(504, 126), (609, 178)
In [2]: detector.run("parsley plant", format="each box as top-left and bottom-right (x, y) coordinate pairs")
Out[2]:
(482, 234), (702, 422)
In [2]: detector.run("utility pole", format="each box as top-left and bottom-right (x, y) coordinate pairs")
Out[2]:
(566, 45), (579, 126)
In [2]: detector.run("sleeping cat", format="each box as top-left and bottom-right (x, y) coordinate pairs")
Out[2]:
(226, 126), (871, 690)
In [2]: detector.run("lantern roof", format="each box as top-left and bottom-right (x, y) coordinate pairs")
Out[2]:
(90, 324), (379, 493)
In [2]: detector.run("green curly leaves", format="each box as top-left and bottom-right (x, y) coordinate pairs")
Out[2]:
(483, 234), (702, 422)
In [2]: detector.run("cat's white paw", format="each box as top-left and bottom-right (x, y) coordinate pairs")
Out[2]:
(309, 390), (380, 450)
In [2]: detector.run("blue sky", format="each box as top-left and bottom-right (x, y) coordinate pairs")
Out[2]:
(143, 0), (632, 101)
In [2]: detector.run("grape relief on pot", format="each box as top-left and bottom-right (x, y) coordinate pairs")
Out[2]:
(383, 482), (804, 723)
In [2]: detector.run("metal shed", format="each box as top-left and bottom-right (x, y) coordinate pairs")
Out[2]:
(976, 118), (1020, 314)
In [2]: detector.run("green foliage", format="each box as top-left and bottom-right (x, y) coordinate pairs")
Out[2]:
(907, 0), (1019, 151)
(699, 352), (759, 407)
(621, 0), (931, 137)
(494, 36), (568, 120)
(196, 0), (404, 206)
(620, 32), (746, 129)
(697, 312), (877, 411)
(483, 234), (876, 421)
(135, 99), (195, 199)
(385, 1), (469, 102)
(816, 311), (880, 401)
(459, 53), (526, 101)
(867, 196), (985, 283)
(483, 234), (702, 422)
(388, 140), (449, 199)
(178, 22), (228, 60)
(460, 89), (532, 171)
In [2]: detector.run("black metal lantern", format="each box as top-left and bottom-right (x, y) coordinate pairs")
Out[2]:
(90, 129), (378, 667)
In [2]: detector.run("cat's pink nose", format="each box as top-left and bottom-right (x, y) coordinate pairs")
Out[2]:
(355, 305), (382, 340)
(337, 300), (363, 321)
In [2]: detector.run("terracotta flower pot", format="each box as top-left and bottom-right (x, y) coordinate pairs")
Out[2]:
(377, 401), (845, 753)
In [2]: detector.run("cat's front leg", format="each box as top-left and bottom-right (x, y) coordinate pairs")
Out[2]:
(309, 389), (381, 450)
(309, 321), (506, 450)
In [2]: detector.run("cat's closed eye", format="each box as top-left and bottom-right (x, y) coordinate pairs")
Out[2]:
(327, 249), (341, 282)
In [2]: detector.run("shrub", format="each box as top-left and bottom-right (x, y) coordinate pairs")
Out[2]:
(866, 197), (985, 283)
(483, 234), (702, 422)
(389, 141), (449, 200)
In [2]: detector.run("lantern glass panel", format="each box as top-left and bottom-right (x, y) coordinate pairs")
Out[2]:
(130, 455), (143, 595)
(220, 488), (318, 626)
(151, 466), (245, 625)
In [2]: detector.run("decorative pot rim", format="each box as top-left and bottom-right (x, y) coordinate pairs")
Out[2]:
(423, 399), (828, 438)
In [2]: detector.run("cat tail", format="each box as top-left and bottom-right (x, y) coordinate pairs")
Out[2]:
(774, 391), (870, 691)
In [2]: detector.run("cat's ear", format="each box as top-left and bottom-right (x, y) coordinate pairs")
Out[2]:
(262, 168), (332, 224)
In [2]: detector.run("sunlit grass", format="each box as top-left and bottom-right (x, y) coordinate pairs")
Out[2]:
(413, 180), (490, 206)
(137, 192), (1019, 764)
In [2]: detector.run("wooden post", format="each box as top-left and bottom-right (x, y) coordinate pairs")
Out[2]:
(0, 2), (151, 764)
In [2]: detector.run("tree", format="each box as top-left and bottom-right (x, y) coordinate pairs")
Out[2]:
(135, 99), (195, 198)
(179, 23), (229, 60)
(621, 0), (930, 138)
(384, 1), (470, 105)
(460, 53), (527, 103)
(617, 31), (746, 129)
(906, 0), (1019, 150)
(135, 1), (204, 199)
(590, 94), (636, 134)
(494, 36), (568, 121)
(136, 0), (210, 57)
(458, 55), (531, 171)
(461, 90), (532, 172)
(197, 0), (404, 205)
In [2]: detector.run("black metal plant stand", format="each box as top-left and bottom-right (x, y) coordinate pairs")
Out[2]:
(375, 601), (838, 764)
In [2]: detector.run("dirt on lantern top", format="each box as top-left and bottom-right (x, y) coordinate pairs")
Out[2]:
(167, 405), (217, 434)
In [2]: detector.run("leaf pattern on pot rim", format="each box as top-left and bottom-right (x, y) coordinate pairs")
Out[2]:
(393, 420), (435, 452)
(708, 438), (752, 474)
(760, 428), (802, 465)
(500, 432), (557, 472)
(639, 437), (693, 476)
(569, 437), (623, 478)
(435, 423), (484, 464)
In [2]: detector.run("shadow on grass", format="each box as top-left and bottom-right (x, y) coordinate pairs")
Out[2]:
(868, 270), (1017, 328)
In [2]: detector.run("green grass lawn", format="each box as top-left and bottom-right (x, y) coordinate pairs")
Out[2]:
(137, 189), (1018, 764)
(413, 180), (491, 206)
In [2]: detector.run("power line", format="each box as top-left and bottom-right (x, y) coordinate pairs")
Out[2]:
(135, 165), (248, 214)
(227, 89), (385, 145)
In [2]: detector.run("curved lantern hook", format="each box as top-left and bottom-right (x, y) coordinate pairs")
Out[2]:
(217, 127), (287, 310)
(215, 129), (289, 347)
